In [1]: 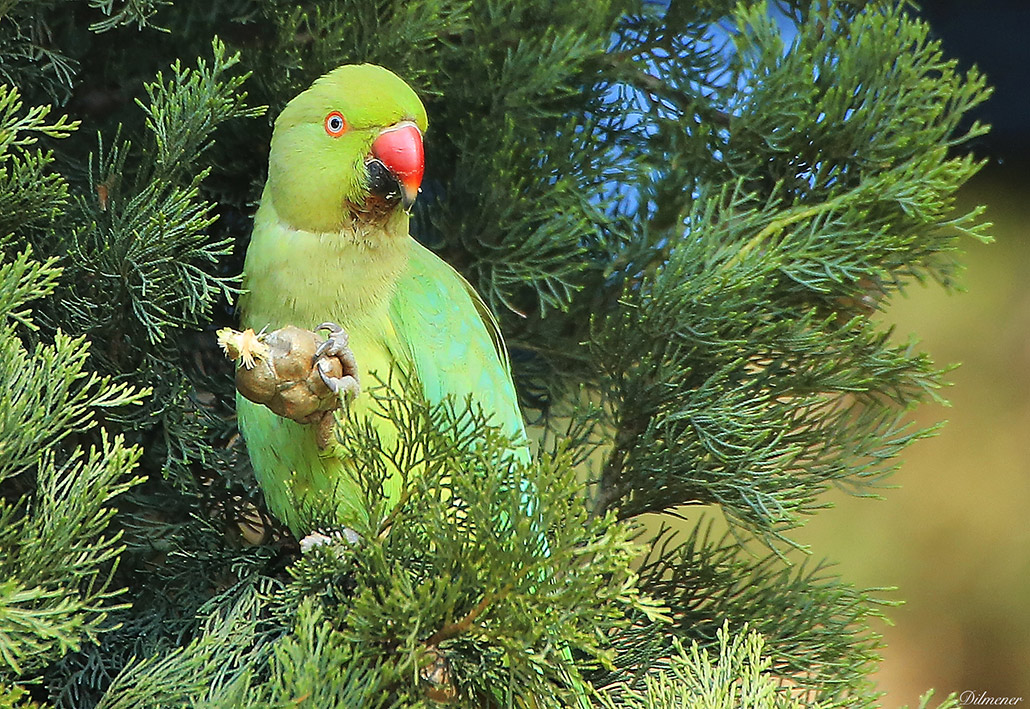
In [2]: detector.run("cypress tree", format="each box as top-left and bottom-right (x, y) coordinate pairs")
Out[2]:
(0, 1), (989, 707)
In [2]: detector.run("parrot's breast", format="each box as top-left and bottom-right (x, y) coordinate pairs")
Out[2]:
(240, 195), (411, 333)
(238, 199), (415, 533)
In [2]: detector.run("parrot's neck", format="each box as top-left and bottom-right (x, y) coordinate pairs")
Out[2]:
(240, 197), (411, 332)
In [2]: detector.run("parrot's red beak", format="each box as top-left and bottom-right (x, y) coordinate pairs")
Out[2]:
(371, 122), (423, 210)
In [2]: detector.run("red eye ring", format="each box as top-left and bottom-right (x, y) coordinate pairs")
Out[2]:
(324, 111), (347, 137)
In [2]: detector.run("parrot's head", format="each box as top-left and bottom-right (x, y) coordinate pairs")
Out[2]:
(265, 64), (428, 234)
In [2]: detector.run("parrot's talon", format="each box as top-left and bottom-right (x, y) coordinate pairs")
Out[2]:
(313, 321), (360, 400)
(299, 528), (362, 555)
(315, 321), (347, 354)
(317, 359), (340, 393)
(314, 338), (334, 359)
(318, 358), (360, 398)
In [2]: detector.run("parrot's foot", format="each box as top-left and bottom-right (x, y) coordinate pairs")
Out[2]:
(315, 411), (336, 450)
(315, 322), (360, 399)
(299, 528), (362, 555)
(226, 325), (346, 424)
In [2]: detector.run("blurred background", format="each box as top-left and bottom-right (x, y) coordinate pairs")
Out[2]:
(795, 2), (1030, 704)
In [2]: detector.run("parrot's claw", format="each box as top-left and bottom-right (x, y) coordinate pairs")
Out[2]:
(314, 322), (360, 399)
(299, 528), (362, 555)
(317, 359), (360, 397)
(314, 322), (353, 359)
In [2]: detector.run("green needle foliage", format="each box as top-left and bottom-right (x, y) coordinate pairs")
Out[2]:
(0, 1), (989, 707)
(0, 92), (145, 685)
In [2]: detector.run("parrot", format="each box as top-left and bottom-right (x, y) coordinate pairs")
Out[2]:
(237, 64), (591, 709)
(236, 63), (528, 540)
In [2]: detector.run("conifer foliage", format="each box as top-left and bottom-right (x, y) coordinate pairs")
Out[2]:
(0, 1), (988, 707)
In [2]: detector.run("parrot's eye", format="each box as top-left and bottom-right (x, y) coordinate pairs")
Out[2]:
(324, 111), (347, 137)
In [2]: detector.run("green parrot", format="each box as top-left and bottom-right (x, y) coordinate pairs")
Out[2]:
(237, 64), (528, 537)
(238, 65), (591, 708)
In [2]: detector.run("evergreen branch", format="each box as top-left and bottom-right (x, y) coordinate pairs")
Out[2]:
(423, 585), (509, 647)
(275, 376), (644, 706)
(136, 38), (264, 187)
(88, 0), (171, 33)
(0, 150), (71, 241)
(94, 582), (273, 709)
(0, 683), (38, 708)
(0, 85), (78, 157)
(611, 520), (889, 706)
(0, 433), (143, 675)
(200, 599), (390, 709)
(603, 56), (732, 128)
(598, 623), (807, 709)
(19, 434), (144, 587)
(0, 328), (146, 482)
(0, 247), (61, 330)
(56, 39), (261, 356)
(0, 580), (86, 675)
(725, 189), (854, 269)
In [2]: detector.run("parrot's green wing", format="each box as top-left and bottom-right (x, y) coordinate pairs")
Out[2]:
(388, 241), (529, 464)
(390, 245), (590, 707)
